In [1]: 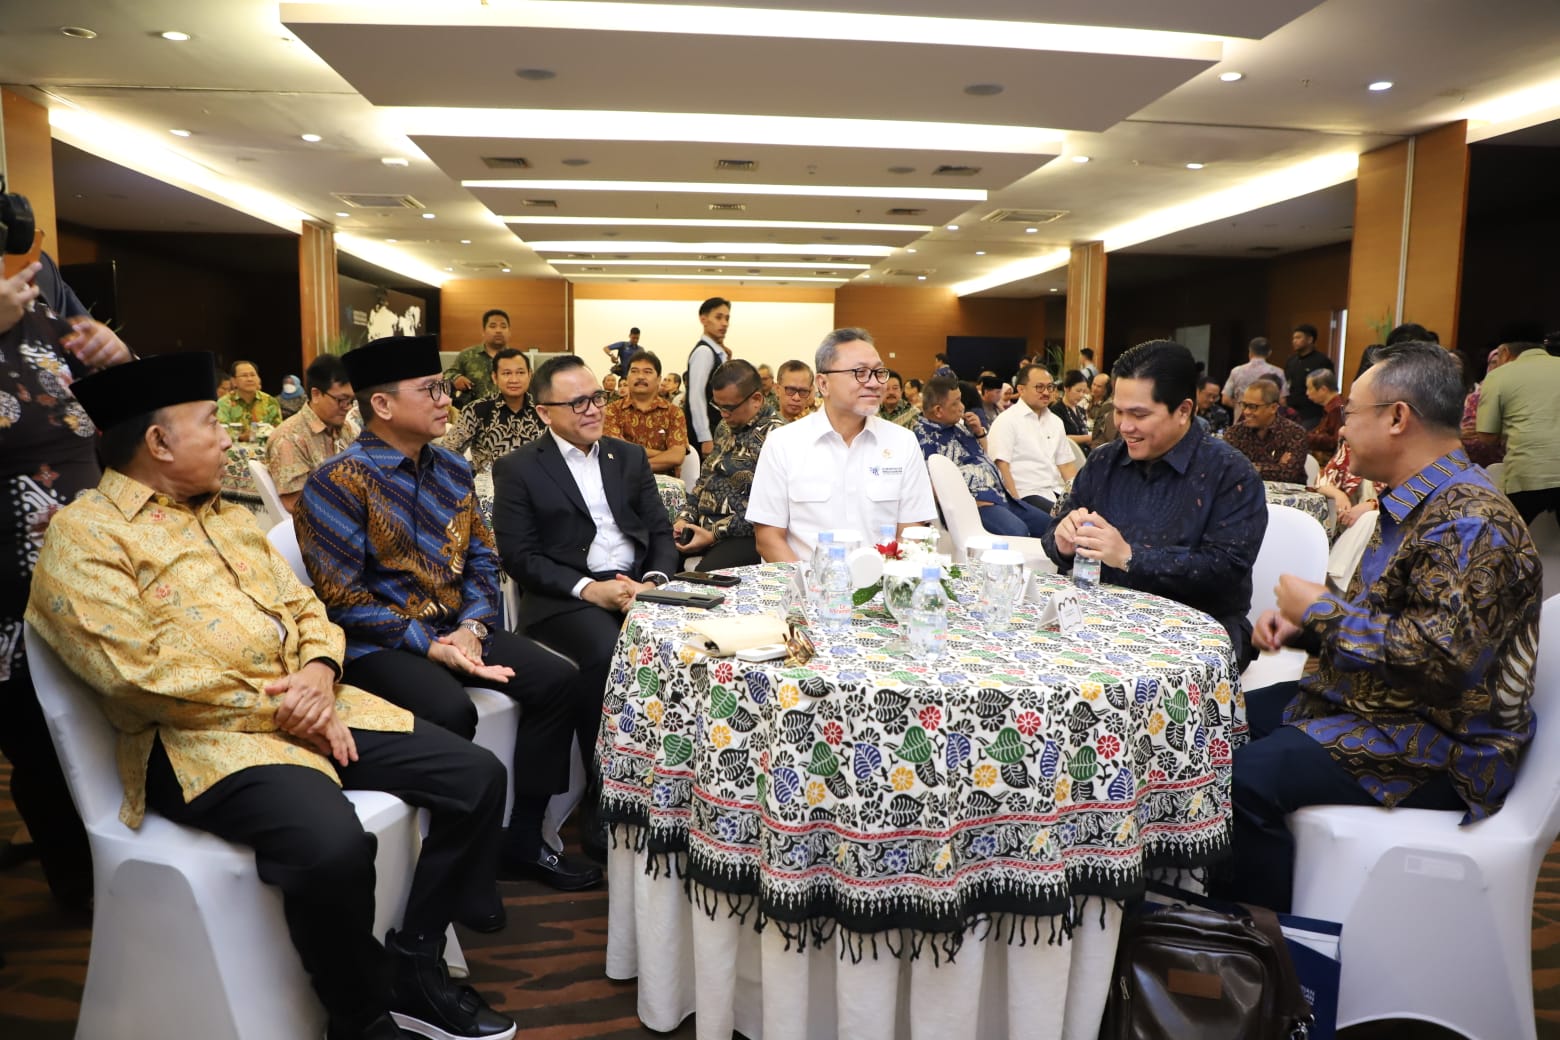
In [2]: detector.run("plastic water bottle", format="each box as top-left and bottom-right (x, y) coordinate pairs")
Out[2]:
(878, 523), (896, 548)
(819, 545), (854, 634)
(809, 530), (835, 603)
(908, 565), (949, 658)
(980, 548), (1024, 634)
(1073, 522), (1101, 588)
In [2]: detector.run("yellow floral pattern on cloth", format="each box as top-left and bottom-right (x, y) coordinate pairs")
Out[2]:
(24, 469), (411, 828)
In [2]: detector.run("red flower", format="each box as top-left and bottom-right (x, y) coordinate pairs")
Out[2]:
(918, 705), (942, 731)
(1210, 737), (1231, 763)
(1097, 734), (1122, 760)
(715, 661), (734, 684)
(1188, 681), (1201, 707)
(823, 720), (844, 745)
(639, 647), (653, 665)
(1147, 768), (1168, 783)
(1015, 711), (1043, 737)
(874, 540), (903, 561)
(759, 750), (771, 771)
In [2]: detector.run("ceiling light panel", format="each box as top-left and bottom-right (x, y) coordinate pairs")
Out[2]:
(548, 258), (870, 269)
(566, 273), (848, 283)
(525, 241), (895, 256)
(464, 178), (986, 201)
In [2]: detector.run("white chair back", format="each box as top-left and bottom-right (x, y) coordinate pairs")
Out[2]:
(24, 626), (127, 832)
(1326, 508), (1379, 593)
(680, 448), (700, 493)
(1304, 453), (1321, 485)
(1247, 503), (1329, 627)
(1068, 438), (1087, 469)
(1485, 461), (1504, 491)
(246, 459), (287, 529)
(267, 519), (312, 587)
(925, 455), (985, 562)
(1484, 593), (1560, 841)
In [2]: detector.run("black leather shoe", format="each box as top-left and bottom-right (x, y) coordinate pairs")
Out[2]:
(327, 1012), (422, 1039)
(498, 846), (603, 891)
(387, 930), (516, 1040)
(457, 887), (507, 934)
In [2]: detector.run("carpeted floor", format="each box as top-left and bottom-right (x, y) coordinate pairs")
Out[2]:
(2, 756), (1557, 1039)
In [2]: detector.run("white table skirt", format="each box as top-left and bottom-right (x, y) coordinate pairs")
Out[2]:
(605, 843), (1123, 1040)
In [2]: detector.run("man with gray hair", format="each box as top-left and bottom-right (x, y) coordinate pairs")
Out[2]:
(1221, 336), (1288, 420)
(1224, 341), (1541, 912)
(1224, 376), (1309, 483)
(747, 328), (935, 561)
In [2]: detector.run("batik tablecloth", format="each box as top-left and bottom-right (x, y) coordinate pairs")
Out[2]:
(473, 468), (686, 531)
(220, 442), (268, 517)
(601, 564), (1242, 936)
(1264, 481), (1333, 529)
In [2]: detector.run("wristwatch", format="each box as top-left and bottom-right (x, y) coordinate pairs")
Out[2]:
(1119, 547), (1133, 573)
(461, 619), (488, 640)
(643, 572), (670, 587)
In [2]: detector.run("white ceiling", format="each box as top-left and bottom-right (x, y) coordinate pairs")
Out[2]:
(1, 0), (1557, 296)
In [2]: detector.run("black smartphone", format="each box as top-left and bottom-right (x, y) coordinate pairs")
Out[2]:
(636, 589), (725, 609)
(674, 570), (741, 587)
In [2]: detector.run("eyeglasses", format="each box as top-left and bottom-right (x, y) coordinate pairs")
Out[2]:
(819, 367), (890, 384)
(384, 379), (451, 402)
(1028, 382), (1056, 392)
(537, 391), (609, 414)
(779, 385), (813, 398)
(713, 393), (761, 416)
(323, 390), (355, 408)
(1343, 400), (1421, 421)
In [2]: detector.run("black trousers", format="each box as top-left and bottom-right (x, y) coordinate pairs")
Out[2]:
(697, 535), (760, 571)
(1509, 487), (1560, 529)
(1215, 681), (1461, 913)
(0, 659), (92, 904)
(342, 631), (578, 804)
(144, 722), (505, 1026)
(526, 605), (623, 776)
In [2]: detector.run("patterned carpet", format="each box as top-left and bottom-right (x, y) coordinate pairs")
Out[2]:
(2, 754), (1557, 1039)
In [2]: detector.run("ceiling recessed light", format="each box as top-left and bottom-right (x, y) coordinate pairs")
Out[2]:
(60, 26), (97, 39)
(1024, 227), (1038, 234)
(964, 83), (1004, 96)
(946, 224), (959, 231)
(907, 247), (917, 253)
(460, 239), (472, 245)
(300, 133), (322, 143)
(422, 212), (436, 219)
(917, 275), (927, 281)
(1185, 162), (1205, 170)
(158, 30), (191, 41)
(515, 68), (556, 81)
(1071, 155), (1091, 164)
(1368, 80), (1394, 92)
(975, 250), (986, 255)
(1049, 287), (1059, 292)
(381, 156), (410, 167)
(335, 211), (350, 218)
(169, 128), (192, 137)
(1219, 71), (1244, 82)
(385, 238), (397, 243)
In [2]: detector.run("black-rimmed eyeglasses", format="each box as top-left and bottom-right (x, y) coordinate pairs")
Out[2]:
(537, 391), (609, 414)
(819, 367), (890, 384)
(384, 379), (452, 402)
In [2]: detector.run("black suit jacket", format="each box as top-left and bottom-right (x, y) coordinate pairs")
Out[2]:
(492, 433), (679, 629)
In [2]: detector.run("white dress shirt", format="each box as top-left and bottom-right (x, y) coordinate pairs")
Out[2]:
(986, 397), (1074, 500)
(746, 409), (937, 560)
(551, 431), (637, 598)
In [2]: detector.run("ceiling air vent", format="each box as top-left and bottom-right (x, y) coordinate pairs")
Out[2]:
(581, 266), (605, 272)
(458, 260), (514, 272)
(332, 193), (425, 211)
(932, 164), (982, 177)
(708, 202), (747, 212)
(886, 207), (926, 217)
(520, 199), (558, 208)
(981, 208), (1068, 225)
(481, 156), (532, 169)
(884, 268), (934, 278)
(715, 159), (757, 171)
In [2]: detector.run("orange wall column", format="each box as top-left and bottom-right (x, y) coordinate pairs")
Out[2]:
(1064, 241), (1106, 372)
(1344, 121), (1469, 385)
(299, 221), (339, 364)
(1, 88), (58, 276)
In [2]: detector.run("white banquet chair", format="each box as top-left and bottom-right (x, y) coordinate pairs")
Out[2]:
(1325, 507), (1379, 594)
(1288, 593), (1560, 1040)
(246, 458), (287, 529)
(1303, 452), (1321, 485)
(24, 624), (427, 1040)
(680, 448), (701, 493)
(925, 454), (1054, 573)
(1241, 503), (1328, 691)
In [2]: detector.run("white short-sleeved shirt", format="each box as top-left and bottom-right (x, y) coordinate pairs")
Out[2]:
(986, 398), (1074, 500)
(746, 409), (937, 559)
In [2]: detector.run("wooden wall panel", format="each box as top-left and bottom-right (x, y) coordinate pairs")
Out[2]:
(439, 277), (569, 353)
(1345, 139), (1409, 383)
(1402, 120), (1469, 351)
(1, 88), (57, 262)
(835, 285), (1047, 381)
(299, 222), (338, 365)
(1065, 242), (1106, 372)
(1265, 242), (1350, 369)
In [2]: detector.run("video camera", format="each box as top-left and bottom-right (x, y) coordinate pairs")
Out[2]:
(0, 176), (37, 255)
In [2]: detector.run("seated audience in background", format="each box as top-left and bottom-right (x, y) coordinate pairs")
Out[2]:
(660, 370), (685, 408)
(297, 337), (595, 894)
(1284, 323), (1332, 429)
(1052, 369), (1093, 448)
(601, 372), (619, 398)
(442, 348), (544, 472)
(217, 359), (282, 438)
(266, 353), (360, 513)
(932, 352), (955, 379)
(1477, 339), (1560, 529)
(1079, 346), (1099, 382)
(878, 369), (921, 428)
(1462, 345), (1507, 467)
(1304, 368), (1345, 457)
(493, 355), (678, 853)
(774, 358), (817, 423)
(1223, 341), (1540, 913)
(674, 359), (784, 569)
(1043, 340), (1266, 659)
(444, 309), (508, 408)
(757, 363), (778, 410)
(603, 352), (688, 475)
(748, 328), (936, 560)
(277, 374), (306, 418)
(987, 363), (1079, 512)
(977, 374), (1004, 427)
(1195, 376), (1232, 435)
(1087, 372), (1117, 449)
(1222, 336), (1287, 421)
(914, 375), (1052, 538)
(904, 378), (923, 408)
(1225, 378), (1309, 483)
(30, 352), (516, 1040)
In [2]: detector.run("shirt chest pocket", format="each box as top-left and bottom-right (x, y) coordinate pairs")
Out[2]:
(790, 477), (833, 504)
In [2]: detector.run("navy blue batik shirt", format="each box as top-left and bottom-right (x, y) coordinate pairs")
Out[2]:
(1042, 420), (1266, 655)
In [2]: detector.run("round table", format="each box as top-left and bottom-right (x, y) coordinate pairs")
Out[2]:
(220, 442), (269, 518)
(600, 565), (1245, 1039)
(1265, 481), (1333, 530)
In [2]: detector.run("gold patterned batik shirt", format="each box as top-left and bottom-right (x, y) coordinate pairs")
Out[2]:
(24, 469), (412, 828)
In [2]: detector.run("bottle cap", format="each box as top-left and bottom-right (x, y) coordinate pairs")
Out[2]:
(921, 565), (941, 580)
(818, 531), (834, 544)
(829, 545), (846, 558)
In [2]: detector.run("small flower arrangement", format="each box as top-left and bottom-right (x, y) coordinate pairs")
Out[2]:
(853, 536), (961, 607)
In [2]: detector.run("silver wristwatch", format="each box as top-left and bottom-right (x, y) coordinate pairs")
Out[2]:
(461, 619), (488, 640)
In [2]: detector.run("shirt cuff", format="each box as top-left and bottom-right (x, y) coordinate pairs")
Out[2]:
(572, 577), (593, 600)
